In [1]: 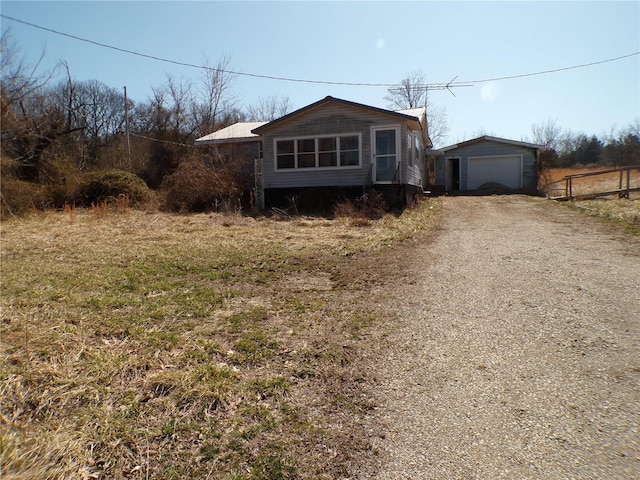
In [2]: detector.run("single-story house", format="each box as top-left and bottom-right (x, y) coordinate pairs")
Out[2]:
(196, 96), (431, 210)
(432, 136), (545, 193)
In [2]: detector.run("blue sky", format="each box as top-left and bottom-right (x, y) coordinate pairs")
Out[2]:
(2, 1), (639, 147)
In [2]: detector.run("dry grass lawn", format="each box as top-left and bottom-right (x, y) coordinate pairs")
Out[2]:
(0, 200), (442, 479)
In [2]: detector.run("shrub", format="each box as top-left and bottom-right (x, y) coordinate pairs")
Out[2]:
(78, 170), (153, 206)
(160, 155), (246, 213)
(0, 176), (48, 218)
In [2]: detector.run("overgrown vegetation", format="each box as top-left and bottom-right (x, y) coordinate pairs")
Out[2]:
(159, 154), (248, 213)
(0, 31), (290, 219)
(0, 198), (443, 479)
(79, 169), (154, 206)
(333, 190), (389, 221)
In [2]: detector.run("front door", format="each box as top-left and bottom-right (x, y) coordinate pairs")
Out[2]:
(373, 127), (399, 183)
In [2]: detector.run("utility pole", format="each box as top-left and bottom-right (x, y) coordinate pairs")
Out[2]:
(124, 86), (131, 171)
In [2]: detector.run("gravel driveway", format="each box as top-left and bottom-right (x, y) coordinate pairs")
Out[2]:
(365, 196), (640, 479)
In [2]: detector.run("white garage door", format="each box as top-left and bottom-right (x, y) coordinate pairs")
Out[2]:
(468, 155), (522, 190)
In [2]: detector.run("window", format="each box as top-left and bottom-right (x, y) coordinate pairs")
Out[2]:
(276, 140), (295, 169)
(340, 135), (359, 166)
(274, 134), (361, 170)
(408, 131), (420, 167)
(298, 138), (316, 168)
(319, 137), (337, 167)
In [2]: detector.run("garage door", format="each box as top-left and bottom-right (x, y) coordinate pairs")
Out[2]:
(468, 155), (522, 190)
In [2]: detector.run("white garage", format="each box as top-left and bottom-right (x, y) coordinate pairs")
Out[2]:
(433, 136), (544, 193)
(468, 155), (523, 190)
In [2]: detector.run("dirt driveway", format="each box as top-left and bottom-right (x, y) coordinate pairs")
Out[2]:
(363, 196), (640, 479)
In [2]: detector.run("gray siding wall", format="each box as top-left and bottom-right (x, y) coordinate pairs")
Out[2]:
(403, 130), (426, 188)
(261, 103), (424, 189)
(434, 140), (538, 190)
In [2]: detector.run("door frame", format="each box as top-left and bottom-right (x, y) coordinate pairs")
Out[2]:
(446, 156), (461, 192)
(371, 125), (401, 184)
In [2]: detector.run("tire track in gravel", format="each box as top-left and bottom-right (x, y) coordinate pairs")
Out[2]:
(366, 196), (640, 479)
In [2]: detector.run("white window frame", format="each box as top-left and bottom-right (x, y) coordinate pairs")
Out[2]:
(273, 133), (362, 171)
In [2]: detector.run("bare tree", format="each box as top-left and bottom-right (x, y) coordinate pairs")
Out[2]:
(1, 33), (87, 180)
(530, 119), (576, 157)
(0, 30), (53, 117)
(246, 95), (292, 121)
(531, 118), (563, 151)
(384, 70), (427, 109)
(192, 55), (237, 137)
(166, 75), (193, 135)
(384, 69), (449, 147)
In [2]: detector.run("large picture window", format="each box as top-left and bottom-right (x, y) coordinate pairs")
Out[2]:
(275, 134), (361, 170)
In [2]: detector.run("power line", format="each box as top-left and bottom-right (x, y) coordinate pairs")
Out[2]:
(453, 52), (640, 85)
(130, 132), (195, 148)
(2, 13), (638, 89)
(0, 14), (395, 87)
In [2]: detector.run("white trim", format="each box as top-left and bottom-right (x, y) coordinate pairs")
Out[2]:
(273, 133), (362, 171)
(372, 125), (401, 184)
(467, 154), (523, 189)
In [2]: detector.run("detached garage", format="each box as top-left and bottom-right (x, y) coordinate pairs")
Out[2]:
(432, 136), (544, 193)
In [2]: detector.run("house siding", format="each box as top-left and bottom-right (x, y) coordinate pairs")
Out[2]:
(434, 140), (538, 191)
(403, 131), (426, 188)
(260, 102), (424, 190)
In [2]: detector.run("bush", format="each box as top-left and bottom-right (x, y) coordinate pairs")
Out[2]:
(0, 157), (47, 218)
(0, 176), (48, 218)
(160, 155), (245, 213)
(78, 170), (153, 206)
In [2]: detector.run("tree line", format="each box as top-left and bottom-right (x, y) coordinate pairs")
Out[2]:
(530, 119), (639, 169)
(1, 31), (292, 216)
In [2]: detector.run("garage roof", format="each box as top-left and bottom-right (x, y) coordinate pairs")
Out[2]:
(440, 135), (545, 152)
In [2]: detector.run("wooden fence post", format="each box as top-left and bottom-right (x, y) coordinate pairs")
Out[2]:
(626, 167), (631, 199)
(569, 176), (573, 201)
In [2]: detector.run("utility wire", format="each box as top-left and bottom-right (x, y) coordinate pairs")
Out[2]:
(452, 52), (640, 85)
(130, 132), (195, 148)
(0, 14), (395, 87)
(2, 14), (638, 88)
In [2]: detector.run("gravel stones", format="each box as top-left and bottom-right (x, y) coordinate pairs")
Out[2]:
(364, 196), (640, 479)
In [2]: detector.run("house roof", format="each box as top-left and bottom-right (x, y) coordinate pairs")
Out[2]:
(396, 107), (427, 118)
(439, 135), (545, 152)
(194, 122), (267, 145)
(251, 96), (424, 135)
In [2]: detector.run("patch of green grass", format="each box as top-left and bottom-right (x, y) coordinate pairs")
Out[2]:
(225, 308), (269, 334)
(249, 376), (290, 400)
(246, 442), (298, 480)
(233, 331), (280, 365)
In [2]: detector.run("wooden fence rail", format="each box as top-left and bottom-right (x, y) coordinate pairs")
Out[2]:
(548, 165), (640, 201)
